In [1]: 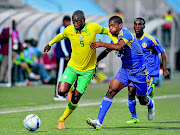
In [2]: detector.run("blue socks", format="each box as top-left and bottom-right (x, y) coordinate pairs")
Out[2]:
(146, 96), (153, 108)
(98, 96), (113, 124)
(127, 99), (137, 118)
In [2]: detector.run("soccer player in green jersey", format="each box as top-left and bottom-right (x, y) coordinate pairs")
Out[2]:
(44, 10), (115, 129)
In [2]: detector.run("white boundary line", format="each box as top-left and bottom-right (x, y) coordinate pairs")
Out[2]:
(0, 94), (180, 114)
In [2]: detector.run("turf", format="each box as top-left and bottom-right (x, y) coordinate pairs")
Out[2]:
(0, 72), (180, 135)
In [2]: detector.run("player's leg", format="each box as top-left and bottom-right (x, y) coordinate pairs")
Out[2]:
(86, 68), (127, 130)
(58, 89), (82, 129)
(54, 58), (67, 101)
(126, 86), (139, 124)
(58, 67), (94, 129)
(86, 79), (126, 130)
(135, 83), (155, 121)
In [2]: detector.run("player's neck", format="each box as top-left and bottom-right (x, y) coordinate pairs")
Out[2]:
(136, 32), (144, 39)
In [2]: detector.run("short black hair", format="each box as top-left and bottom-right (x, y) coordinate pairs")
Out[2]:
(63, 15), (71, 21)
(109, 16), (123, 24)
(134, 17), (145, 25)
(72, 10), (85, 20)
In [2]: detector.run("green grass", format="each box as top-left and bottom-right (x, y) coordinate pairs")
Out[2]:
(0, 72), (180, 135)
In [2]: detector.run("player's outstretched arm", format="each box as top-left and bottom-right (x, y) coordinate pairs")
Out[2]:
(44, 33), (65, 52)
(91, 39), (126, 51)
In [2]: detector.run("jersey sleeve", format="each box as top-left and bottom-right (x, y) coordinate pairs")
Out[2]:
(150, 36), (165, 54)
(119, 28), (133, 44)
(93, 23), (108, 34)
(49, 28), (67, 46)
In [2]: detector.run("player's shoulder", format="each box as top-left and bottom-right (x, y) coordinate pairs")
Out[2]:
(63, 25), (74, 33)
(86, 22), (101, 27)
(144, 33), (159, 44)
(65, 25), (73, 30)
(122, 27), (132, 34)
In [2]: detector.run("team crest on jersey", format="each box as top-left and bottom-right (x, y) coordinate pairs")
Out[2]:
(63, 75), (67, 79)
(86, 31), (91, 36)
(78, 36), (84, 40)
(142, 42), (147, 48)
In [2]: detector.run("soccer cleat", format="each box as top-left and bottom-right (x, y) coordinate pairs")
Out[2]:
(86, 118), (102, 130)
(149, 84), (155, 98)
(126, 117), (139, 124)
(57, 120), (66, 129)
(148, 100), (155, 121)
(53, 95), (67, 101)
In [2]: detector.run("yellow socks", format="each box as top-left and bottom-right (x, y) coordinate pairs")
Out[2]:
(59, 101), (79, 121)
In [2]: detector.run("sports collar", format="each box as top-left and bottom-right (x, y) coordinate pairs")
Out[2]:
(74, 22), (87, 33)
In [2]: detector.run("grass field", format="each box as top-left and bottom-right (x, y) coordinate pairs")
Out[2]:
(0, 72), (180, 135)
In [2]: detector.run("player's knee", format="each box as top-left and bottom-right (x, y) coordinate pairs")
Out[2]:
(58, 91), (66, 96)
(71, 96), (80, 104)
(138, 96), (149, 105)
(128, 94), (135, 100)
(71, 94), (82, 104)
(105, 87), (117, 98)
(128, 90), (136, 100)
(58, 87), (67, 96)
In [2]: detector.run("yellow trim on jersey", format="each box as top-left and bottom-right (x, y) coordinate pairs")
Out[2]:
(119, 29), (123, 36)
(144, 33), (158, 45)
(150, 48), (153, 54)
(148, 77), (154, 90)
(122, 38), (128, 44)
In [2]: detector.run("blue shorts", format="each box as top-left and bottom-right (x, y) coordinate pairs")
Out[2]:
(114, 67), (150, 96)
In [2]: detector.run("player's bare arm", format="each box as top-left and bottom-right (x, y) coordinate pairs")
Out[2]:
(161, 52), (169, 76)
(90, 39), (126, 51)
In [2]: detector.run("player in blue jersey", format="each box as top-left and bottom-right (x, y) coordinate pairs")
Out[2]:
(126, 17), (169, 124)
(86, 16), (155, 130)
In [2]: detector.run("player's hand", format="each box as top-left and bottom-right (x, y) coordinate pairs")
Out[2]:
(90, 39), (103, 49)
(44, 44), (51, 52)
(65, 57), (69, 61)
(90, 42), (96, 50)
(163, 68), (169, 76)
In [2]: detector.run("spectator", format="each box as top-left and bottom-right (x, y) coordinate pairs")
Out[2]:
(0, 27), (9, 83)
(13, 42), (40, 86)
(162, 10), (174, 47)
(23, 39), (52, 84)
(53, 15), (72, 101)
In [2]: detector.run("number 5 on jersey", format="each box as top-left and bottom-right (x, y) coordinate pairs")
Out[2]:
(80, 40), (84, 47)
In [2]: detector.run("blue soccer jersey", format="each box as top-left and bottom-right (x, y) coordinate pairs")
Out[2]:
(111, 27), (146, 74)
(108, 28), (150, 96)
(134, 32), (165, 77)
